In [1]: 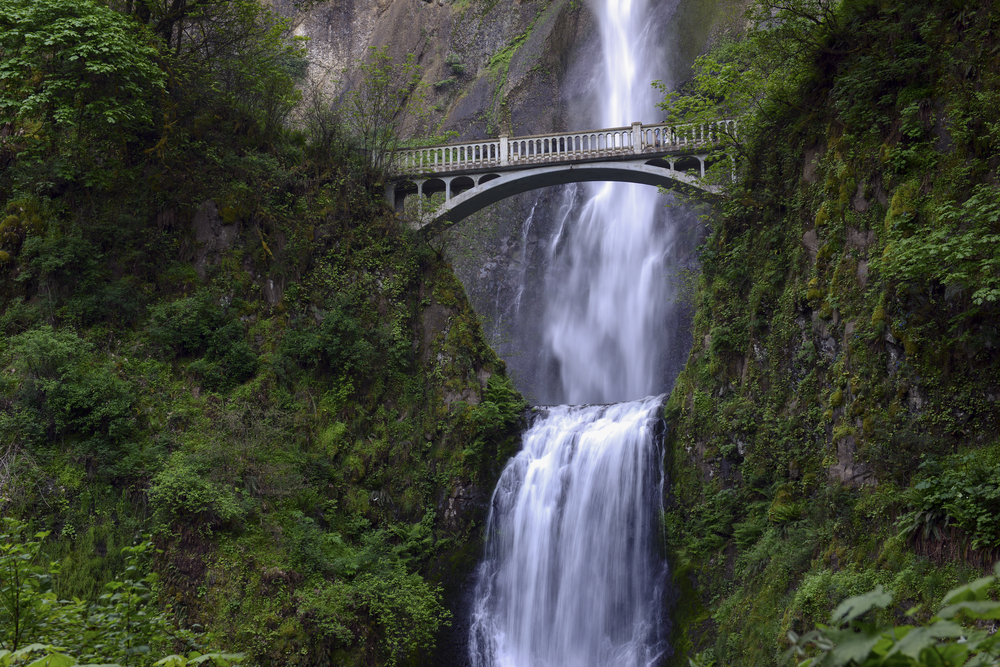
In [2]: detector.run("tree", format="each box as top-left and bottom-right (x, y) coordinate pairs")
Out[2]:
(340, 46), (425, 180)
(0, 0), (166, 161)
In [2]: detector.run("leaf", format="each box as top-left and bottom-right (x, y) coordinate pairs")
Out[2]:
(24, 654), (77, 667)
(152, 656), (187, 667)
(821, 626), (883, 666)
(830, 585), (893, 627)
(940, 575), (996, 606)
(936, 600), (1000, 620)
(885, 621), (966, 660)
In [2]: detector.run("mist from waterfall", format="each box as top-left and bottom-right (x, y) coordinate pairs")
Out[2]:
(467, 0), (679, 664)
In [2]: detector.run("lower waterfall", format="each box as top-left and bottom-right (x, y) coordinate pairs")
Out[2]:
(468, 397), (669, 667)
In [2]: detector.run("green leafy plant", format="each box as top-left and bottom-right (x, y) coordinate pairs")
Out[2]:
(1, 519), (239, 665)
(0, 644), (244, 667)
(0, 0), (166, 167)
(0, 519), (55, 652)
(882, 185), (1000, 306)
(785, 566), (1000, 666)
(445, 53), (465, 76)
(897, 453), (1000, 551)
(148, 453), (246, 532)
(355, 561), (451, 667)
(2, 326), (136, 473)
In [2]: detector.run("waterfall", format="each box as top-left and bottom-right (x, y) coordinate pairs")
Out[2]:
(469, 399), (669, 667)
(542, 0), (677, 405)
(468, 0), (679, 664)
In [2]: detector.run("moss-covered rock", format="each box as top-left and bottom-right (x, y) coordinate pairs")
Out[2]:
(663, 0), (1000, 663)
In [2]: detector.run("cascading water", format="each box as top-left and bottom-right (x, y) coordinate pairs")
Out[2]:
(468, 0), (681, 664)
(542, 0), (677, 406)
(468, 399), (669, 667)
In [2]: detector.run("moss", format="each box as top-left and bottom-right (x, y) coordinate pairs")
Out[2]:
(884, 179), (920, 232)
(830, 389), (844, 408)
(815, 205), (830, 227)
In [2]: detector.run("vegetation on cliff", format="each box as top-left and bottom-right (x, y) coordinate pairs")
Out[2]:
(663, 0), (1000, 664)
(0, 1), (525, 665)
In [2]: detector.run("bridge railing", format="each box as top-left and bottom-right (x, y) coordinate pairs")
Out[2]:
(392, 119), (736, 176)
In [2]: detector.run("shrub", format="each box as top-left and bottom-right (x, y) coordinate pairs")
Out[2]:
(148, 453), (245, 531)
(1, 518), (240, 665)
(3, 326), (136, 470)
(0, 0), (166, 155)
(785, 568), (1000, 666)
(897, 451), (1000, 550)
(147, 291), (228, 356)
(355, 562), (451, 667)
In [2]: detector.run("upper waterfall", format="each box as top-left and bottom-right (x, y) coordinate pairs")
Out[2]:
(539, 0), (682, 404)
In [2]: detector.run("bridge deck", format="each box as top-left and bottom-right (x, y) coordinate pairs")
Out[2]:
(392, 120), (735, 178)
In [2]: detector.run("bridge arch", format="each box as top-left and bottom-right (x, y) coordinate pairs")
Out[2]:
(392, 159), (719, 237)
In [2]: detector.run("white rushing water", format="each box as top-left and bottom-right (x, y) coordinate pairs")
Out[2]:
(469, 399), (669, 667)
(542, 0), (676, 406)
(468, 0), (677, 664)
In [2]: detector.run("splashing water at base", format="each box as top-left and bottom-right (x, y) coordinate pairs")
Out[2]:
(468, 398), (669, 667)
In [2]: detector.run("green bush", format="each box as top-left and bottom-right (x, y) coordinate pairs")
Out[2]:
(0, 0), (166, 162)
(785, 568), (1000, 666)
(2, 326), (136, 470)
(1, 518), (239, 665)
(189, 321), (258, 392)
(147, 292), (228, 356)
(275, 305), (377, 382)
(898, 451), (1000, 550)
(147, 293), (257, 391)
(148, 453), (245, 531)
(355, 562), (451, 667)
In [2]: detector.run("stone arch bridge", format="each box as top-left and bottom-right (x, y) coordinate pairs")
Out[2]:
(388, 120), (735, 236)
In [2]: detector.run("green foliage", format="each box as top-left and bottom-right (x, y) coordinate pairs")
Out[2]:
(1, 519), (238, 665)
(148, 453), (245, 532)
(286, 514), (451, 664)
(355, 562), (451, 667)
(0, 520), (54, 652)
(882, 185), (1000, 306)
(458, 374), (527, 476)
(664, 0), (1000, 665)
(898, 451), (1000, 550)
(0, 0), (166, 158)
(0, 2), (518, 666)
(147, 293), (256, 391)
(786, 568), (1000, 666)
(275, 304), (377, 384)
(1, 326), (137, 473)
(147, 292), (229, 356)
(445, 53), (466, 76)
(199, 1), (307, 145)
(0, 645), (242, 667)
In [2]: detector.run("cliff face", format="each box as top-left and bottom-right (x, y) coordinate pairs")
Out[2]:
(283, 0), (734, 401)
(662, 1), (1000, 664)
(280, 0), (593, 138)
